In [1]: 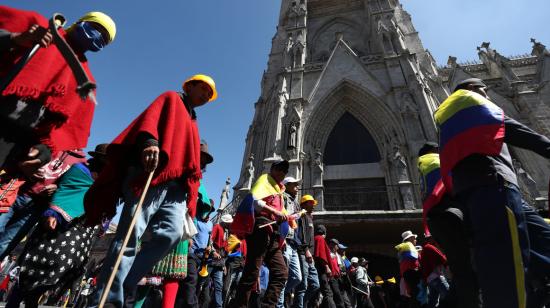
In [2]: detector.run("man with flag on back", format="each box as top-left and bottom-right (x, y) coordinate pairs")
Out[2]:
(228, 159), (292, 308)
(416, 142), (480, 308)
(434, 78), (550, 308)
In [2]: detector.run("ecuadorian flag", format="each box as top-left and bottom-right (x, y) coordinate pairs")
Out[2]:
(230, 174), (282, 237)
(434, 89), (505, 189)
(418, 153), (447, 235)
(395, 242), (418, 261)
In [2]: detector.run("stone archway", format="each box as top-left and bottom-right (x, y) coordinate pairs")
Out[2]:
(302, 80), (414, 211)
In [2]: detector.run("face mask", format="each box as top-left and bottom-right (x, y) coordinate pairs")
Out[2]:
(67, 21), (107, 53)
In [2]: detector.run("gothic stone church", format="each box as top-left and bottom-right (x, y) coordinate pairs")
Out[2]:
(232, 0), (550, 276)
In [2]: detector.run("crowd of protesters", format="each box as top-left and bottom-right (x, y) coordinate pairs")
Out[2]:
(1, 4), (550, 308)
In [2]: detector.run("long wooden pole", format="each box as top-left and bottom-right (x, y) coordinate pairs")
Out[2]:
(98, 171), (155, 308)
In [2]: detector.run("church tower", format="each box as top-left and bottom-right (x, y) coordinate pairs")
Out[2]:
(232, 0), (550, 267)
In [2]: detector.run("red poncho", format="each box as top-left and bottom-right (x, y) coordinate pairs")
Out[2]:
(0, 6), (96, 152)
(211, 224), (227, 250)
(84, 91), (202, 225)
(314, 235), (338, 276)
(420, 243), (447, 281)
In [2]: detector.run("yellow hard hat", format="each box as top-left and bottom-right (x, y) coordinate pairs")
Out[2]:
(375, 276), (384, 285)
(300, 194), (318, 206)
(183, 74), (218, 102)
(78, 12), (116, 43)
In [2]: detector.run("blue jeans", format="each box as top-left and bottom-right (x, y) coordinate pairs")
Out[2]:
(277, 243), (302, 307)
(0, 195), (43, 259)
(427, 275), (450, 308)
(293, 253), (320, 308)
(211, 266), (224, 308)
(455, 181), (529, 308)
(91, 170), (187, 308)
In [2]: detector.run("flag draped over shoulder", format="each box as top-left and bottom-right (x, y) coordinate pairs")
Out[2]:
(417, 153), (446, 235)
(434, 89), (505, 190)
(230, 174), (282, 237)
(395, 242), (419, 261)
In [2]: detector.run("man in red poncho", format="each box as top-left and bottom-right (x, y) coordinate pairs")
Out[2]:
(86, 74), (218, 307)
(0, 6), (116, 170)
(314, 224), (339, 308)
(420, 235), (449, 308)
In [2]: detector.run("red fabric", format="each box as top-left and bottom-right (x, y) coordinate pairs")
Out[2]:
(420, 243), (447, 281)
(84, 91), (202, 225)
(26, 150), (86, 196)
(314, 235), (338, 276)
(0, 176), (25, 212)
(399, 259), (420, 277)
(162, 279), (179, 308)
(0, 6), (96, 152)
(330, 255), (341, 277)
(440, 124), (505, 191)
(240, 238), (247, 259)
(422, 180), (446, 236)
(257, 184), (284, 221)
(212, 224), (226, 250)
(0, 275), (9, 290)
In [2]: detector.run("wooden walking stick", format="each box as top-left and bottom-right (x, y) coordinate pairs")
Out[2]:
(98, 171), (155, 308)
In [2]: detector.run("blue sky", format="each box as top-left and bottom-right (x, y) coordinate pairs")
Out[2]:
(4, 1), (549, 207)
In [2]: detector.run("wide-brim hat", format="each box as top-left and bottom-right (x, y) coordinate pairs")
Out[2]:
(401, 230), (417, 242)
(220, 214), (233, 224)
(282, 176), (300, 185)
(88, 143), (109, 158)
(200, 140), (214, 165)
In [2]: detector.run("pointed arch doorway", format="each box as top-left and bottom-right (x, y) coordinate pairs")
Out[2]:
(322, 112), (389, 211)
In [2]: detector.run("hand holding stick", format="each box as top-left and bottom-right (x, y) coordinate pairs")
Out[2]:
(98, 171), (155, 308)
(258, 209), (307, 228)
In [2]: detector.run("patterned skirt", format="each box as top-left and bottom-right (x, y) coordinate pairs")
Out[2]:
(150, 239), (188, 279)
(18, 218), (96, 292)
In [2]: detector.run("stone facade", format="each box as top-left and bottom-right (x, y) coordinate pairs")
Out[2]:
(233, 0), (550, 260)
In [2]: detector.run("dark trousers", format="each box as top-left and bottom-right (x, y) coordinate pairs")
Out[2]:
(455, 181), (529, 308)
(224, 257), (244, 301)
(6, 283), (49, 308)
(179, 255), (199, 308)
(357, 294), (375, 308)
(329, 277), (346, 308)
(522, 203), (550, 308)
(229, 227), (288, 308)
(427, 200), (481, 308)
(338, 276), (353, 308)
(316, 265), (336, 308)
(402, 270), (421, 307)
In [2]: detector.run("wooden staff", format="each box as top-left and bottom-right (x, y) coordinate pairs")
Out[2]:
(351, 285), (370, 296)
(258, 210), (306, 228)
(98, 171), (155, 308)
